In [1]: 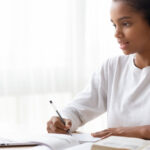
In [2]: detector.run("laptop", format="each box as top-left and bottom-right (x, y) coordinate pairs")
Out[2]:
(0, 137), (39, 147)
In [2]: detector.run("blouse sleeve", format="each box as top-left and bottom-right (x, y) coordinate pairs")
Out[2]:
(61, 62), (108, 132)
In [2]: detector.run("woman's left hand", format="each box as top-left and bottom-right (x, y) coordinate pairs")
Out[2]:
(91, 126), (150, 139)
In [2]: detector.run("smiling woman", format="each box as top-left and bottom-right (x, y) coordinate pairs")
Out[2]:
(46, 0), (150, 140)
(0, 0), (119, 133)
(111, 0), (150, 68)
(111, 0), (150, 57)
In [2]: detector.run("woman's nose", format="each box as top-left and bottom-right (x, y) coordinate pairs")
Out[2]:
(114, 27), (123, 38)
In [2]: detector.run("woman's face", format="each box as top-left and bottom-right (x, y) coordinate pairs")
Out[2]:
(110, 1), (150, 55)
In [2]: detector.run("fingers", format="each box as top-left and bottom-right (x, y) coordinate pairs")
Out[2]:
(91, 128), (116, 139)
(65, 119), (72, 129)
(101, 132), (113, 139)
(91, 127), (128, 139)
(47, 116), (72, 134)
(91, 129), (112, 138)
(47, 120), (67, 134)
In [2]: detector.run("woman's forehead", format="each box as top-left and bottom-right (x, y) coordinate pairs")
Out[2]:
(110, 1), (139, 21)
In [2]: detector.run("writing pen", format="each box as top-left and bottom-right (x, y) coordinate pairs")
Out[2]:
(49, 100), (72, 136)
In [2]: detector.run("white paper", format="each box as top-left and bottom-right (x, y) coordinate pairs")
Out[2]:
(65, 143), (93, 150)
(30, 145), (51, 150)
(0, 133), (100, 150)
(72, 133), (100, 143)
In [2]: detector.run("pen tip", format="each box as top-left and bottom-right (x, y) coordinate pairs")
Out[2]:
(49, 100), (53, 104)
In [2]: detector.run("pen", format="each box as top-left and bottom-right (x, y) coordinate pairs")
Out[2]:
(49, 100), (72, 136)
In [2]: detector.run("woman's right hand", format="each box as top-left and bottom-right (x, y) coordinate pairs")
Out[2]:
(47, 116), (72, 134)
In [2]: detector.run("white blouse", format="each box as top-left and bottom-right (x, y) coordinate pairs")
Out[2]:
(61, 54), (150, 131)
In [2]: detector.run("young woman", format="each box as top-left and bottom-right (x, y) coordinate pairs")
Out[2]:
(47, 0), (150, 139)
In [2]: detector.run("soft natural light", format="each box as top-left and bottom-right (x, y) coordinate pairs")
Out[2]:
(0, 0), (122, 134)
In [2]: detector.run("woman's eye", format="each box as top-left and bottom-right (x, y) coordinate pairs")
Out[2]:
(112, 24), (116, 28)
(122, 22), (130, 27)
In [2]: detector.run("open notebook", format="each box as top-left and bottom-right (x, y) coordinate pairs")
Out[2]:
(0, 133), (100, 149)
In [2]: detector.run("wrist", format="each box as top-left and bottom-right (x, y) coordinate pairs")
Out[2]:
(140, 125), (150, 139)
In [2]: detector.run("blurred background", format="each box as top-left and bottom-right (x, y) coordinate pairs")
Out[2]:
(0, 0), (121, 134)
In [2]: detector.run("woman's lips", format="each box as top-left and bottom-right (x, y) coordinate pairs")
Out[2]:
(119, 42), (129, 50)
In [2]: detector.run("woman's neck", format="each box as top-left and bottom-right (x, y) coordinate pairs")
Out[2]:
(134, 53), (150, 69)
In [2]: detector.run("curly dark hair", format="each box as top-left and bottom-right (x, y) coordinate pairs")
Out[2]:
(113, 0), (150, 25)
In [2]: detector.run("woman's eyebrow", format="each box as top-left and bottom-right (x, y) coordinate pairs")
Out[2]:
(118, 16), (132, 21)
(111, 16), (132, 23)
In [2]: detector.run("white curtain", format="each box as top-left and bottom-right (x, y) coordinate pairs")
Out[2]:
(0, 0), (121, 133)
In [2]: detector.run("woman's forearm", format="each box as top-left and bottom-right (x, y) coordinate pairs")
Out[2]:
(91, 125), (150, 139)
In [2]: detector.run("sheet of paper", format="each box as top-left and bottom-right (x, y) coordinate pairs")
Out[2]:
(30, 145), (52, 150)
(29, 133), (79, 150)
(72, 133), (100, 143)
(65, 143), (93, 150)
(0, 132), (100, 150)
